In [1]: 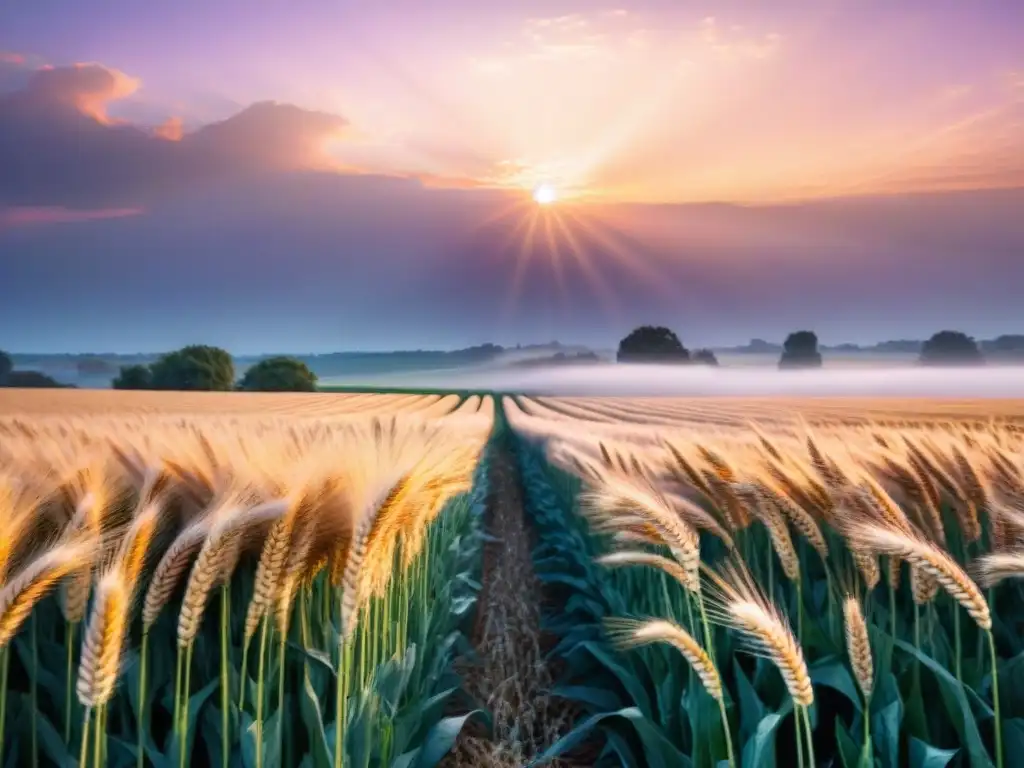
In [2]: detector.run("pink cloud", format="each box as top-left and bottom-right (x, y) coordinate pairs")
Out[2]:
(0, 52), (26, 65)
(0, 206), (143, 228)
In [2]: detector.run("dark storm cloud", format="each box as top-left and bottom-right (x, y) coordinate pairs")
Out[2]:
(0, 62), (348, 208)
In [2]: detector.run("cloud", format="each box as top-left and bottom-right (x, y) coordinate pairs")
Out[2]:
(0, 62), (349, 209)
(0, 206), (142, 228)
(699, 17), (780, 60)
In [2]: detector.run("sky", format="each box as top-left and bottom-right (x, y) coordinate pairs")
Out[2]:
(1, 0), (1023, 354)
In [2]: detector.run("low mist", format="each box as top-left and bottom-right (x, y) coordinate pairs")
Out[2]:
(322, 363), (1024, 398)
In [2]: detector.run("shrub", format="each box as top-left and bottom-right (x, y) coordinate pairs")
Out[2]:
(693, 348), (719, 366)
(617, 326), (690, 363)
(238, 356), (318, 392)
(112, 364), (154, 390)
(2, 370), (68, 388)
(150, 345), (235, 391)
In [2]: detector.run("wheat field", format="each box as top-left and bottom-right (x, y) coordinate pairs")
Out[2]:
(504, 394), (1024, 768)
(0, 390), (494, 768)
(2, 388), (1023, 767)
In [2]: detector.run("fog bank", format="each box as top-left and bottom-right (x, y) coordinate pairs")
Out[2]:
(322, 363), (1024, 398)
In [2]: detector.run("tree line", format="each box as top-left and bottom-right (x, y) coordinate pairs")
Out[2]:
(616, 326), (993, 368)
(0, 346), (317, 391)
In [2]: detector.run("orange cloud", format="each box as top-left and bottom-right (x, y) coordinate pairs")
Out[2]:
(154, 116), (184, 141)
(27, 62), (140, 123)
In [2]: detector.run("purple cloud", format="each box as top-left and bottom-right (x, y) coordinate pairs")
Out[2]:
(0, 62), (349, 208)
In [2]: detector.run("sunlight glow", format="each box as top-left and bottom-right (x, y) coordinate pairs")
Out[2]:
(533, 184), (558, 205)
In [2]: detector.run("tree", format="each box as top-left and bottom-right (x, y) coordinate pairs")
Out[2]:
(238, 356), (318, 392)
(982, 335), (1024, 359)
(779, 331), (822, 369)
(113, 364), (153, 390)
(616, 326), (690, 363)
(150, 345), (235, 391)
(2, 370), (67, 388)
(0, 351), (11, 383)
(693, 348), (719, 366)
(920, 331), (984, 366)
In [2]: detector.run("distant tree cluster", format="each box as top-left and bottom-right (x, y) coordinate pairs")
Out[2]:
(615, 326), (718, 365)
(779, 331), (823, 369)
(113, 345), (318, 391)
(239, 356), (318, 391)
(919, 331), (984, 366)
(0, 350), (70, 388)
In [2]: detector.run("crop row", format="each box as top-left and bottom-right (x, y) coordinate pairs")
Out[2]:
(509, 397), (1024, 768)
(0, 413), (493, 768)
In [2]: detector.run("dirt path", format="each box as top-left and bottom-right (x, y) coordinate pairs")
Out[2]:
(444, 444), (574, 767)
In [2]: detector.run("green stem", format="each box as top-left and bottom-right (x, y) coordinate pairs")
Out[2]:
(31, 614), (38, 767)
(717, 696), (736, 768)
(66, 621), (77, 744)
(795, 702), (805, 768)
(988, 630), (1003, 768)
(221, 585), (230, 768)
(697, 593), (716, 665)
(256, 617), (269, 768)
(173, 646), (183, 741)
(79, 707), (91, 768)
(93, 705), (104, 768)
(861, 695), (872, 767)
(238, 639), (250, 712)
(953, 603), (962, 683)
(889, 580), (897, 640)
(0, 647), (7, 764)
(797, 577), (804, 648)
(278, 631), (286, 761)
(137, 630), (149, 768)
(801, 705), (816, 767)
(180, 643), (193, 768)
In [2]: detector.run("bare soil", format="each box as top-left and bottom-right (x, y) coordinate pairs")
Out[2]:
(443, 445), (578, 767)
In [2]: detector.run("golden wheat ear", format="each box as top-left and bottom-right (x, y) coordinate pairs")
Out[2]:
(973, 551), (1024, 589)
(842, 596), (874, 701)
(0, 537), (99, 649)
(604, 617), (722, 701)
(847, 521), (990, 630)
(705, 560), (814, 708)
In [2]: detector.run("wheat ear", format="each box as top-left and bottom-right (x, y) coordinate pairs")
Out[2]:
(142, 519), (211, 631)
(974, 551), (1024, 589)
(605, 617), (722, 700)
(843, 597), (873, 700)
(847, 522), (990, 630)
(178, 500), (288, 647)
(706, 562), (813, 707)
(596, 551), (694, 591)
(77, 573), (129, 707)
(0, 538), (98, 648)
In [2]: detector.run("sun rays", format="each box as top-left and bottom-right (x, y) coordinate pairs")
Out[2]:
(455, 190), (678, 325)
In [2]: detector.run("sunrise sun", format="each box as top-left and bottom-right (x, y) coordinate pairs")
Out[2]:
(533, 184), (557, 206)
